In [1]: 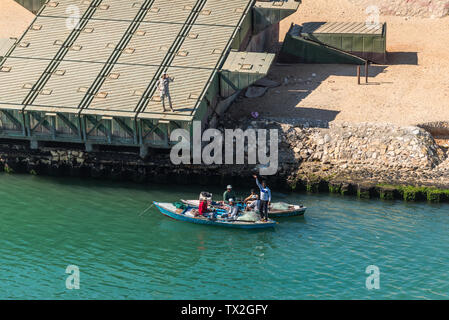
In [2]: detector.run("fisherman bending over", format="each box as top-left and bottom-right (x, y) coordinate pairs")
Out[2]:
(156, 72), (174, 112)
(197, 192), (215, 219)
(253, 175), (271, 222)
(244, 189), (260, 212)
(227, 199), (240, 220)
(198, 199), (208, 216)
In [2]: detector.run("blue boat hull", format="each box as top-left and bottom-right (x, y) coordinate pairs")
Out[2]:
(154, 202), (276, 229)
(269, 207), (306, 218)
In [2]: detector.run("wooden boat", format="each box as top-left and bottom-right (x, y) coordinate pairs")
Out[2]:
(269, 204), (307, 218)
(153, 202), (277, 229)
(181, 200), (307, 218)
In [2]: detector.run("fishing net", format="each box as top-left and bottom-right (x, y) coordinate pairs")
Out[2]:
(237, 211), (261, 222)
(270, 202), (291, 210)
(174, 202), (187, 210)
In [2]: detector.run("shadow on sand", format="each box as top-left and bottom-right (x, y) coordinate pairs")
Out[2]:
(254, 63), (387, 126)
(387, 52), (419, 65)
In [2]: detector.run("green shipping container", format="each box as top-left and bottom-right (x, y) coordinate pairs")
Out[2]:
(253, 0), (301, 34)
(300, 22), (387, 64)
(220, 51), (275, 98)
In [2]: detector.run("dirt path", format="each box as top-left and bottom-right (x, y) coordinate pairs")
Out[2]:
(230, 0), (449, 127)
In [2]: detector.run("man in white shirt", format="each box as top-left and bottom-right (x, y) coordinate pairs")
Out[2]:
(244, 189), (260, 212)
(227, 199), (240, 220)
(156, 72), (174, 112)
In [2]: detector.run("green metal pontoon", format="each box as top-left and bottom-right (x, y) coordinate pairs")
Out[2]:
(0, 0), (300, 156)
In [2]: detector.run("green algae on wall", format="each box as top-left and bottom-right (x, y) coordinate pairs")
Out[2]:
(378, 184), (449, 203)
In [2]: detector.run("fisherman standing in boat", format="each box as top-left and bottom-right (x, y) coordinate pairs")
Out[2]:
(223, 185), (236, 203)
(253, 175), (271, 222)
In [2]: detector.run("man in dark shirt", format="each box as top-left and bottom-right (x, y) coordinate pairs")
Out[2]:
(223, 185), (236, 203)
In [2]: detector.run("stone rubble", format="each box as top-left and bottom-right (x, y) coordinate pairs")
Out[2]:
(349, 0), (449, 18)
(223, 117), (449, 188)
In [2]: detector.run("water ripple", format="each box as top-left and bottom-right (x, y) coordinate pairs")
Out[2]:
(1, 175), (449, 299)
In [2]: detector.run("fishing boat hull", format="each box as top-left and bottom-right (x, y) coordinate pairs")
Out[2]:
(268, 207), (306, 218)
(181, 200), (307, 218)
(154, 202), (276, 229)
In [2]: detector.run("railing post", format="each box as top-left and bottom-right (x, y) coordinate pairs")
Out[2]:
(357, 66), (361, 85)
(365, 61), (369, 83)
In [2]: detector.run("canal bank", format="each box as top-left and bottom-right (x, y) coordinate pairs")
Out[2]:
(1, 118), (449, 204)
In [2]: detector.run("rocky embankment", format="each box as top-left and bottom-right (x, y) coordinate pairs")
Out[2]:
(1, 118), (449, 202)
(218, 116), (449, 201)
(274, 120), (448, 186)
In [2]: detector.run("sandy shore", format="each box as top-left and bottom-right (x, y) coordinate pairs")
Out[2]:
(230, 0), (449, 127)
(0, 0), (35, 39)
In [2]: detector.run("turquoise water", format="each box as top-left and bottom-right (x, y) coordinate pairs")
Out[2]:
(1, 174), (449, 300)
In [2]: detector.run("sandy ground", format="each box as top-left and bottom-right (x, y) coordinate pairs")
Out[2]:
(230, 0), (449, 127)
(0, 0), (35, 39)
